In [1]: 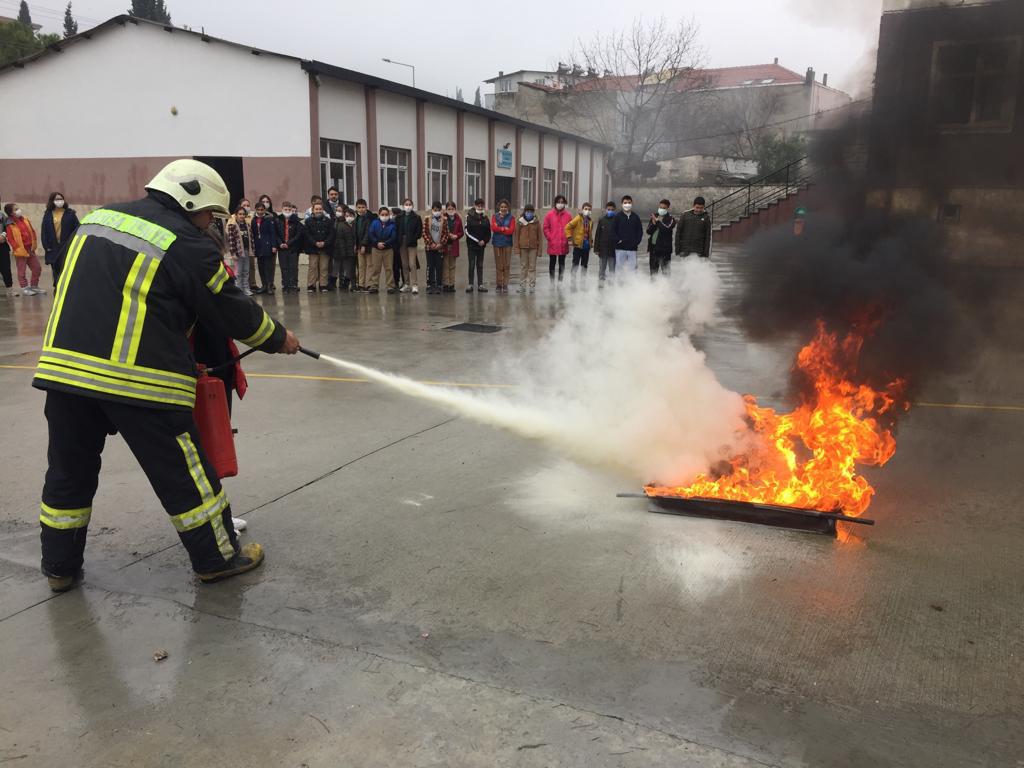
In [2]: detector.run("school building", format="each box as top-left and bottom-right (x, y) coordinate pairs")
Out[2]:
(0, 15), (611, 219)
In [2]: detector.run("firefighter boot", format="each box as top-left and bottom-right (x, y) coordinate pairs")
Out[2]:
(198, 542), (265, 584)
(45, 569), (83, 593)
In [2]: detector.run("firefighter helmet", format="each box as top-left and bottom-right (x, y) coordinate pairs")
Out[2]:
(145, 159), (230, 215)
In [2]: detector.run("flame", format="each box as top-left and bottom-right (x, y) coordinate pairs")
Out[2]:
(646, 321), (908, 515)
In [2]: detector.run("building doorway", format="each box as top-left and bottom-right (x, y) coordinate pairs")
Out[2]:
(494, 176), (514, 207)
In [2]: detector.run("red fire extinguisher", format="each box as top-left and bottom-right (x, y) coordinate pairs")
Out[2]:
(193, 364), (238, 479)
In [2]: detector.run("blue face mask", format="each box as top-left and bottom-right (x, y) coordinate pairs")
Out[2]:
(605, 210), (615, 218)
(524, 212), (534, 221)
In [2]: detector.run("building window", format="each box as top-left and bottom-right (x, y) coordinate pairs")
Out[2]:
(560, 171), (574, 205)
(542, 169), (555, 206)
(426, 153), (452, 204)
(320, 139), (359, 205)
(931, 37), (1021, 131)
(379, 146), (410, 208)
(465, 158), (484, 207)
(520, 165), (536, 207)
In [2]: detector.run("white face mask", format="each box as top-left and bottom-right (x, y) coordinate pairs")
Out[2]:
(14, 208), (23, 217)
(403, 205), (413, 212)
(582, 209), (591, 217)
(475, 207), (484, 214)
(54, 199), (65, 208)
(555, 203), (565, 210)
(447, 210), (456, 217)
(622, 203), (633, 212)
(657, 208), (668, 216)
(345, 216), (355, 224)
(433, 211), (442, 219)
(380, 215), (391, 222)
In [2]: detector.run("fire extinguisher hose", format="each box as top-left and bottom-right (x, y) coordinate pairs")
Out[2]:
(201, 345), (321, 376)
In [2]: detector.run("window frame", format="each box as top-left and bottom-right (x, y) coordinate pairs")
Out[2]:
(929, 36), (1021, 134)
(542, 168), (556, 207)
(320, 139), (360, 205)
(379, 146), (411, 208)
(560, 170), (574, 206)
(426, 152), (452, 205)
(520, 165), (536, 208)
(465, 158), (485, 207)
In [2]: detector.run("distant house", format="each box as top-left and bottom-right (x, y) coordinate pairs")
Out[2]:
(868, 0), (1023, 256)
(487, 60), (852, 176)
(0, 14), (42, 31)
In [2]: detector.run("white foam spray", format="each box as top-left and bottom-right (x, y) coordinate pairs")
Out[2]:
(318, 260), (751, 486)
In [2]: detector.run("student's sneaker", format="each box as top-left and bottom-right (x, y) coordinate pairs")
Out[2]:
(31, 286), (46, 294)
(466, 286), (474, 293)
(517, 285), (526, 293)
(477, 285), (488, 293)
(411, 285), (419, 294)
(529, 286), (536, 294)
(197, 543), (265, 584)
(244, 289), (253, 297)
(44, 568), (83, 593)
(319, 286), (329, 292)
(368, 287), (379, 294)
(399, 285), (411, 293)
(22, 287), (37, 296)
(387, 288), (397, 294)
(307, 285), (316, 293)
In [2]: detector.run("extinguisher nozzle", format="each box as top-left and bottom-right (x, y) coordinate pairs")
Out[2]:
(299, 346), (321, 360)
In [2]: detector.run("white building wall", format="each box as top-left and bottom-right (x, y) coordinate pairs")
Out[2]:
(578, 144), (592, 203)
(464, 114), (489, 166)
(375, 90), (418, 204)
(424, 103), (457, 157)
(318, 77), (368, 199)
(521, 131), (540, 172)
(542, 135), (559, 173)
(0, 22), (309, 159)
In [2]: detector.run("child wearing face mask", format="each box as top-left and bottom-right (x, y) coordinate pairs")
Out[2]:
(4, 203), (43, 296)
(647, 198), (677, 275)
(396, 199), (421, 294)
(226, 205), (255, 295)
(352, 200), (377, 293)
(422, 202), (449, 295)
(40, 192), (79, 287)
(593, 201), (617, 283)
(277, 202), (303, 292)
(333, 207), (357, 292)
(303, 202), (336, 292)
(443, 201), (463, 293)
(611, 195), (643, 274)
(464, 198), (490, 292)
(565, 202), (594, 284)
(367, 207), (398, 294)
(543, 195), (572, 284)
(514, 203), (540, 293)
(490, 200), (516, 294)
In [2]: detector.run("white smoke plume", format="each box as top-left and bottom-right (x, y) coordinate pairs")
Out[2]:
(319, 259), (751, 486)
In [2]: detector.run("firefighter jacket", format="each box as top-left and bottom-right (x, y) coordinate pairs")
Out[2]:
(33, 193), (287, 412)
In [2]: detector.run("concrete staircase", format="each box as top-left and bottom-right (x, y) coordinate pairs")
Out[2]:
(708, 156), (814, 245)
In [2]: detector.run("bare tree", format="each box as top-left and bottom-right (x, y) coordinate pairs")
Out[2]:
(551, 16), (705, 176)
(704, 87), (787, 160)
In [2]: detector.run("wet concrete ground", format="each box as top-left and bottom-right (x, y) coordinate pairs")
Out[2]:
(1, 247), (1022, 767)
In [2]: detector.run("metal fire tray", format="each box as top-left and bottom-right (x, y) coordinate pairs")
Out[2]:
(617, 493), (875, 536)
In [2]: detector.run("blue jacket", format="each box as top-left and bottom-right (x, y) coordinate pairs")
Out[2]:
(368, 218), (397, 249)
(250, 214), (281, 257)
(41, 207), (80, 264)
(612, 211), (644, 251)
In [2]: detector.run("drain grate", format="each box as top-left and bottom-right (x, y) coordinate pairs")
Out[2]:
(445, 323), (503, 334)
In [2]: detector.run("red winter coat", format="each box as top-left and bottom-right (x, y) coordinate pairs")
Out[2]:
(543, 208), (572, 255)
(445, 213), (463, 258)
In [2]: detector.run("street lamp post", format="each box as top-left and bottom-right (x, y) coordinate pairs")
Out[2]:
(381, 58), (416, 88)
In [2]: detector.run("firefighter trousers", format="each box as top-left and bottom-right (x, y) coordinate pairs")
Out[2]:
(39, 390), (239, 577)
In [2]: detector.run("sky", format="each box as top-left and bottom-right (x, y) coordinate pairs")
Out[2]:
(4, 0), (883, 99)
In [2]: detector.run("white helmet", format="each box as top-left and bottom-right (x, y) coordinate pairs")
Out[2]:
(145, 159), (230, 215)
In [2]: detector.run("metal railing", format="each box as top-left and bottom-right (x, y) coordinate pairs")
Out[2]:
(708, 156), (813, 229)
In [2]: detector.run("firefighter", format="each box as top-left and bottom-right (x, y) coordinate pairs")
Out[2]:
(33, 159), (300, 592)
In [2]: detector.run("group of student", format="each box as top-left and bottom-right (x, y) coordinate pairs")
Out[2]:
(0, 193), (81, 296)
(221, 187), (715, 298)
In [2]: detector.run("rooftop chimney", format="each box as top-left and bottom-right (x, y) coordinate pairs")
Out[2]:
(822, 73), (828, 87)
(773, 57), (778, 65)
(499, 70), (504, 77)
(805, 67), (815, 85)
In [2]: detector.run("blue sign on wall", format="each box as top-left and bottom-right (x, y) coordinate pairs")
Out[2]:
(497, 148), (513, 169)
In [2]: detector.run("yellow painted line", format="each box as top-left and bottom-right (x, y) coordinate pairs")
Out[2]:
(3, 364), (1021, 405)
